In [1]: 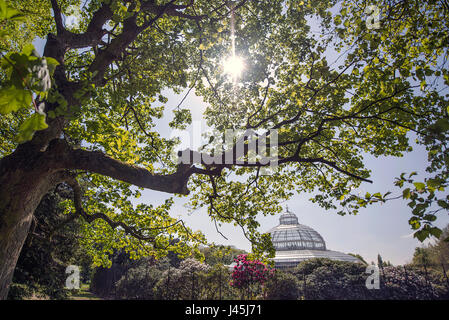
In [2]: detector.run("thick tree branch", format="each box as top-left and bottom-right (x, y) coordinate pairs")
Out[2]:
(50, 140), (193, 195)
(141, 0), (207, 21)
(50, 0), (64, 35)
(62, 6), (112, 49)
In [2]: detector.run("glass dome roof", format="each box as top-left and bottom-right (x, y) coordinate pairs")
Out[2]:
(269, 209), (326, 251)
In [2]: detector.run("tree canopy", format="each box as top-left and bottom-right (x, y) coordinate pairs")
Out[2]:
(0, 0), (448, 289)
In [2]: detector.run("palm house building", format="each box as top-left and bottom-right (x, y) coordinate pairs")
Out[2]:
(268, 208), (360, 269)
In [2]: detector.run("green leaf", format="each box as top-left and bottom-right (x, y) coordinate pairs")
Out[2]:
(423, 214), (437, 222)
(22, 44), (37, 57)
(17, 113), (48, 143)
(433, 118), (449, 132)
(430, 227), (442, 239)
(413, 203), (428, 216)
(0, 86), (32, 114)
(0, 0), (25, 22)
(334, 15), (342, 25)
(426, 178), (441, 189)
(413, 182), (426, 192)
(112, 13), (121, 23)
(408, 172), (417, 178)
(0, 0), (5, 18)
(409, 217), (421, 229)
(407, 200), (416, 208)
(402, 188), (411, 199)
(414, 229), (429, 242)
(437, 200), (449, 209)
(44, 57), (59, 76)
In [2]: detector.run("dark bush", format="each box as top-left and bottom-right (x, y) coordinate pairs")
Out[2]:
(7, 283), (34, 300)
(265, 271), (300, 300)
(90, 251), (143, 297)
(115, 264), (162, 299)
(293, 258), (449, 300)
(294, 259), (368, 300)
(154, 258), (211, 300)
(376, 266), (446, 300)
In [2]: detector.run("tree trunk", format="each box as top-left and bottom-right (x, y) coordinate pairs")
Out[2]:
(0, 30), (97, 299)
(0, 146), (67, 299)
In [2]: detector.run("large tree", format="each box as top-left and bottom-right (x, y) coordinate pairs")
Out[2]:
(0, 0), (448, 299)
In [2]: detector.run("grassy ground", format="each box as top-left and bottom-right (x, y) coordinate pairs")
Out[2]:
(68, 283), (102, 300)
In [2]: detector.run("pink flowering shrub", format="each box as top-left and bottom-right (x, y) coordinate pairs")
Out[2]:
(230, 254), (274, 298)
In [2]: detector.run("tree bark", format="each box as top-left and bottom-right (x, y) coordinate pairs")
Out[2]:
(0, 146), (69, 299)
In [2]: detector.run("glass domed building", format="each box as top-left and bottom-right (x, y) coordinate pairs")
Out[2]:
(268, 208), (360, 269)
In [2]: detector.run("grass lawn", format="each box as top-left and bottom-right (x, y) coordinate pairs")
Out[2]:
(69, 283), (102, 300)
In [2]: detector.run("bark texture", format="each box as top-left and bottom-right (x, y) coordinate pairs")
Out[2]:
(0, 144), (71, 299)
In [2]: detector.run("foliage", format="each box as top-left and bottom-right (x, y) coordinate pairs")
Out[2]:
(115, 261), (163, 300)
(154, 258), (211, 300)
(0, 0), (54, 51)
(377, 254), (392, 267)
(89, 244), (192, 298)
(265, 270), (300, 300)
(293, 258), (448, 300)
(202, 263), (237, 300)
(100, 255), (449, 300)
(294, 258), (370, 299)
(77, 190), (207, 269)
(6, 283), (34, 300)
(348, 253), (368, 265)
(0, 1), (59, 143)
(411, 224), (449, 273)
(200, 244), (246, 266)
(90, 250), (137, 297)
(379, 265), (447, 300)
(93, 254), (240, 300)
(330, 0), (449, 241)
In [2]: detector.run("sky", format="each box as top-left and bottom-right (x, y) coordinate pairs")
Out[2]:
(32, 4), (449, 266)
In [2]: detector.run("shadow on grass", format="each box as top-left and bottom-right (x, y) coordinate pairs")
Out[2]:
(69, 284), (102, 300)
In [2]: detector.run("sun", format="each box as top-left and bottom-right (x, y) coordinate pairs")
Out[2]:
(222, 55), (245, 81)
